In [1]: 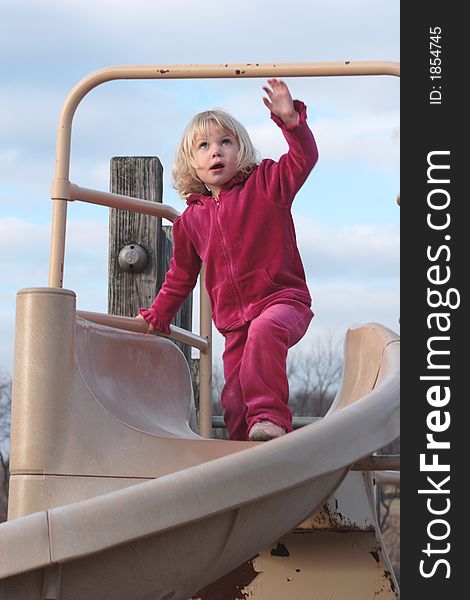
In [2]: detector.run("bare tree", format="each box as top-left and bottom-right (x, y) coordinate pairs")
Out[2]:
(379, 481), (400, 585)
(288, 332), (343, 417)
(0, 370), (12, 522)
(210, 363), (229, 439)
(0, 371), (11, 458)
(377, 436), (400, 532)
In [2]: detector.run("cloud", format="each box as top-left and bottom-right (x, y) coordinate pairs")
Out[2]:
(296, 217), (399, 281)
(310, 279), (399, 325)
(0, 217), (108, 288)
(3, 1), (399, 68)
(248, 110), (399, 172)
(0, 216), (109, 372)
(314, 113), (399, 169)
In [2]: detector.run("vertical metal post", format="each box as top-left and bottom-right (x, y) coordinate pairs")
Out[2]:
(48, 200), (68, 288)
(198, 265), (213, 437)
(376, 482), (382, 526)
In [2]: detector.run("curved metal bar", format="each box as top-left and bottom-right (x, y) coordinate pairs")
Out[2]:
(351, 455), (400, 471)
(69, 183), (180, 222)
(76, 310), (209, 353)
(373, 470), (400, 485)
(53, 61), (399, 183)
(49, 60), (399, 288)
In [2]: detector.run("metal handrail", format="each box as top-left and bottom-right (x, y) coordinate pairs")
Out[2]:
(351, 455), (400, 472)
(69, 183), (180, 221)
(76, 310), (209, 353)
(48, 60), (400, 438)
(212, 415), (322, 429)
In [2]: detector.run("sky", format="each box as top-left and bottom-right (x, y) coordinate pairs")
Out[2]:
(0, 0), (399, 376)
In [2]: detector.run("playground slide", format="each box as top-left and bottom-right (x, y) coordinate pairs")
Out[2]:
(0, 287), (399, 599)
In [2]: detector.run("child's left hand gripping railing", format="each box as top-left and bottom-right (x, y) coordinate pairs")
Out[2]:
(48, 61), (400, 439)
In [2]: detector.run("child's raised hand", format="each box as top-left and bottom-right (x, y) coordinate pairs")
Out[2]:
(262, 79), (299, 127)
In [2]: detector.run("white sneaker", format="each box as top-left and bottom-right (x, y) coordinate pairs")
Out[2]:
(248, 420), (286, 442)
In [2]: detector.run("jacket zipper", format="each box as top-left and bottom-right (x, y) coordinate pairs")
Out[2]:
(213, 195), (247, 321)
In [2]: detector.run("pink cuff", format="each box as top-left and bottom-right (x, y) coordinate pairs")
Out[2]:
(139, 308), (171, 335)
(270, 100), (307, 129)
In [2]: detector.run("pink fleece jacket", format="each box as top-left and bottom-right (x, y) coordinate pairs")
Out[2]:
(140, 100), (319, 334)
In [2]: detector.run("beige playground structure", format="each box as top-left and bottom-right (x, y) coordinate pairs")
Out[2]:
(0, 62), (400, 599)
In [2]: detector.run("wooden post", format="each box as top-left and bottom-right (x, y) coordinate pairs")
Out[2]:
(108, 156), (193, 366)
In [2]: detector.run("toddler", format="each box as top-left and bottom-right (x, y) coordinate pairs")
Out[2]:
(138, 79), (319, 442)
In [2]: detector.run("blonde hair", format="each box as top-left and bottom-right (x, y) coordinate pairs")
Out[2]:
(172, 108), (260, 199)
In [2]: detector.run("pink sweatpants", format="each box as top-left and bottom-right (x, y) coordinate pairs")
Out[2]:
(220, 300), (313, 441)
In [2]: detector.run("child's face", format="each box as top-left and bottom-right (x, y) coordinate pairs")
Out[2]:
(193, 122), (240, 197)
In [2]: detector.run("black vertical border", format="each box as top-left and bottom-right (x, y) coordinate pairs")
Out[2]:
(401, 4), (463, 598)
